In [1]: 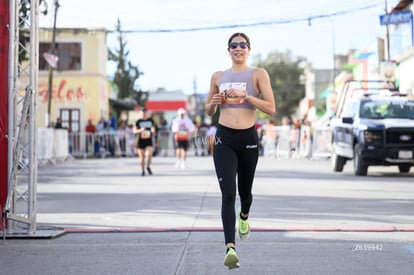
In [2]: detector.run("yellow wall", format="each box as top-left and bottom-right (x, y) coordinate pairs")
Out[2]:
(39, 28), (108, 75)
(34, 28), (111, 128)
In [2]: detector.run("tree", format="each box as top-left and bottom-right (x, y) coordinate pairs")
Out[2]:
(253, 50), (306, 123)
(108, 19), (146, 113)
(19, 0), (48, 63)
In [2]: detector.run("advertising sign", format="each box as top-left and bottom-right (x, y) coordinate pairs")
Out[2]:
(380, 10), (412, 25)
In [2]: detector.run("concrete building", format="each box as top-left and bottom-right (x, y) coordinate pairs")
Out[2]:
(24, 28), (113, 132)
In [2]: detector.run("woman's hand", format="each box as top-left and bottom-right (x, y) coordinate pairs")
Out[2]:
(210, 91), (225, 105)
(224, 88), (246, 99)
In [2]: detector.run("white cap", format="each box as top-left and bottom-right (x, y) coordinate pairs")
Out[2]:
(177, 108), (186, 115)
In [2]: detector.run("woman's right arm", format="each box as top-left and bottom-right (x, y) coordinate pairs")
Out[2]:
(133, 124), (142, 134)
(205, 71), (221, 116)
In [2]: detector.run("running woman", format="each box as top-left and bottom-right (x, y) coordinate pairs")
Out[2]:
(134, 108), (156, 176)
(205, 32), (276, 269)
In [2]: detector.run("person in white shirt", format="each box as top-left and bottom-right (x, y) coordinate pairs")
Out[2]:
(171, 108), (195, 169)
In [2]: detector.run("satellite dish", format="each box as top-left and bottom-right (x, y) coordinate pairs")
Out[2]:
(43, 52), (59, 68)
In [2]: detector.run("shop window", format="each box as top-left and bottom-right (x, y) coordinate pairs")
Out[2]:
(39, 42), (81, 71)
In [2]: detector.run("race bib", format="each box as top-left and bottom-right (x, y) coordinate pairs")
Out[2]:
(141, 130), (151, 139)
(219, 82), (247, 104)
(175, 130), (189, 141)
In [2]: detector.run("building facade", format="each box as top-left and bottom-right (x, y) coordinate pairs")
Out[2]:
(34, 28), (112, 132)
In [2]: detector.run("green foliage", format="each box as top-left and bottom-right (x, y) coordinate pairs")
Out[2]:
(108, 19), (144, 103)
(252, 50), (306, 124)
(18, 0), (48, 63)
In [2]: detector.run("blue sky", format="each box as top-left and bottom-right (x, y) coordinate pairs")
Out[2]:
(39, 0), (402, 93)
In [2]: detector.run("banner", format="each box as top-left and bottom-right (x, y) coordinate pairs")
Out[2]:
(0, 0), (10, 229)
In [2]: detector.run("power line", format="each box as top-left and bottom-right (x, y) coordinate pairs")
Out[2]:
(116, 3), (381, 34)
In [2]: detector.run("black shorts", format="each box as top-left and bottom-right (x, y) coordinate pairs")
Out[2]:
(137, 138), (153, 149)
(176, 140), (189, 150)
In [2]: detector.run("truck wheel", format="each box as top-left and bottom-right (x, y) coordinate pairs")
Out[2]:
(331, 148), (345, 172)
(353, 144), (368, 176)
(398, 164), (411, 173)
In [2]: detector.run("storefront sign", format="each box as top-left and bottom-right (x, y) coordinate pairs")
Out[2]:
(380, 10), (412, 26)
(38, 79), (88, 103)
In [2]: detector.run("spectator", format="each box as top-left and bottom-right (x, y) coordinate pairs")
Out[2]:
(195, 119), (209, 156)
(108, 113), (117, 130)
(262, 120), (277, 157)
(85, 119), (96, 155)
(157, 118), (170, 157)
(54, 117), (63, 129)
(96, 117), (106, 132)
(117, 121), (127, 157)
(126, 124), (136, 157)
(103, 122), (116, 157)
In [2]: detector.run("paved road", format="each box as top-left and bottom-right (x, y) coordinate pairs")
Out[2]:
(1, 156), (414, 274)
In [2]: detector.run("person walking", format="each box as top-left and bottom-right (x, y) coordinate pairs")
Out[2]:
(205, 32), (276, 269)
(134, 109), (155, 176)
(171, 108), (195, 169)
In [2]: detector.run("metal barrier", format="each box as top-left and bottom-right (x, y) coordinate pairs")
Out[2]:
(261, 125), (332, 159)
(311, 126), (332, 158)
(37, 128), (69, 164)
(194, 127), (209, 156)
(37, 128), (54, 161)
(68, 131), (132, 158)
(68, 129), (177, 159)
(38, 126), (332, 161)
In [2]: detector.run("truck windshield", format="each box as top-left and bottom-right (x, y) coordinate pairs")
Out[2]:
(360, 101), (414, 119)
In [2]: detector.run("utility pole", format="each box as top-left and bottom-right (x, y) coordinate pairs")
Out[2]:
(46, 0), (59, 127)
(328, 16), (336, 92)
(385, 0), (391, 60)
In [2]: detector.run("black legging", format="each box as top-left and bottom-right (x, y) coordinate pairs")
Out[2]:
(213, 124), (259, 245)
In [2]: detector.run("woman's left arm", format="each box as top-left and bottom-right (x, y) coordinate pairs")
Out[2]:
(249, 68), (276, 116)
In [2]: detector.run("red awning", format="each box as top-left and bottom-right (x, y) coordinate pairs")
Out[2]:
(146, 100), (186, 112)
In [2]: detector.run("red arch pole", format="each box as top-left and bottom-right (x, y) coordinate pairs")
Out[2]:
(0, 0), (10, 230)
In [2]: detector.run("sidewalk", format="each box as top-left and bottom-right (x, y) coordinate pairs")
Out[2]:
(1, 156), (414, 274)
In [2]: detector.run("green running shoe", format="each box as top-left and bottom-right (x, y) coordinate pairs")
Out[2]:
(224, 247), (240, 269)
(237, 208), (250, 241)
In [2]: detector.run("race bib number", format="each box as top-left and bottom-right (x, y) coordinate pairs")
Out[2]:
(141, 130), (151, 139)
(219, 82), (247, 104)
(175, 130), (189, 141)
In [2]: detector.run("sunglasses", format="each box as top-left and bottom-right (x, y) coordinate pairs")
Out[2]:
(229, 41), (249, 49)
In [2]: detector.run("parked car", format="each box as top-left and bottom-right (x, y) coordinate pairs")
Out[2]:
(330, 80), (414, 176)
